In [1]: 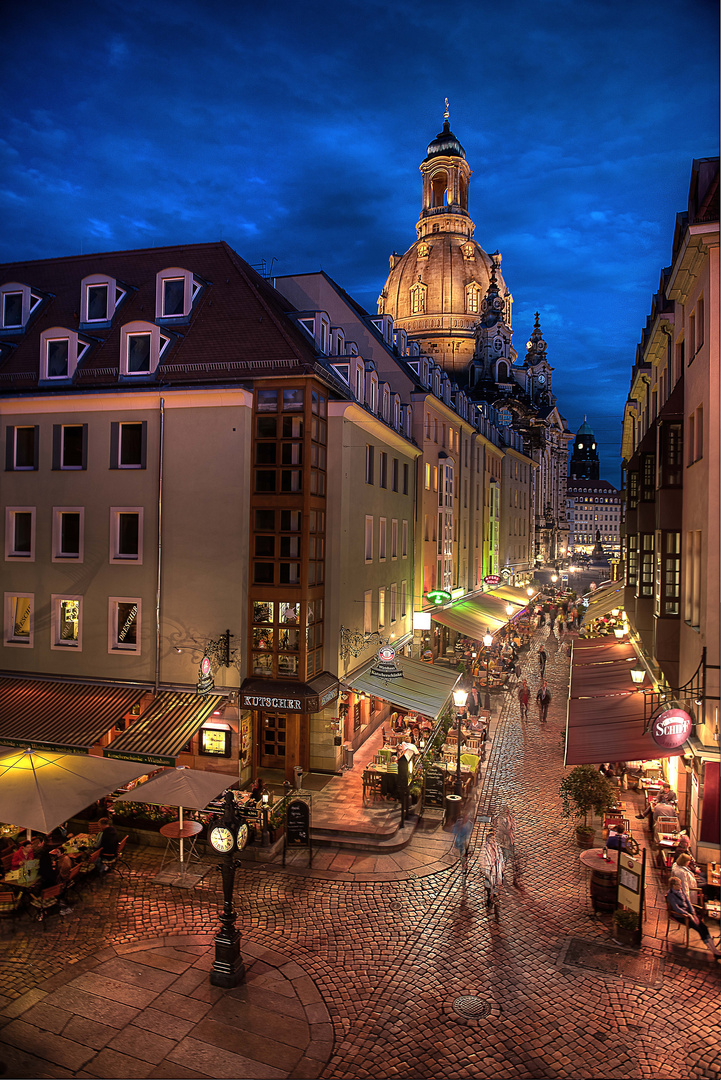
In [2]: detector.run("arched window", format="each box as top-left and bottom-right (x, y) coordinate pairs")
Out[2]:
(410, 282), (426, 314)
(466, 283), (480, 314)
(431, 172), (447, 208)
(497, 361), (509, 382)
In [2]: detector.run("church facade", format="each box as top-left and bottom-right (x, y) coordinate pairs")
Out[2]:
(378, 107), (571, 566)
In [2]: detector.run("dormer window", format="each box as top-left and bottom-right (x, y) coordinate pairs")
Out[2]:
(155, 267), (202, 321)
(120, 321), (170, 377)
(39, 327), (91, 381)
(1, 282), (43, 331)
(354, 361), (364, 402)
(332, 328), (345, 355)
(434, 371), (440, 396)
(393, 397), (400, 430)
(80, 274), (127, 325)
(369, 374), (378, 414)
(382, 386), (390, 422)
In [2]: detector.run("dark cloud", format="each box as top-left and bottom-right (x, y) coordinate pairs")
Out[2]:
(1, 0), (718, 485)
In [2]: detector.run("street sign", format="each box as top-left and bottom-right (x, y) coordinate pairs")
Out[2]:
(426, 590), (452, 605)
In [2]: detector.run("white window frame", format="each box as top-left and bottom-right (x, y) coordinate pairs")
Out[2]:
(364, 515), (373, 563)
(402, 519), (408, 558)
(378, 587), (386, 629)
(390, 582), (397, 623)
(4, 592), (34, 647)
(391, 519), (398, 560)
(5, 506), (35, 561)
(80, 274), (126, 324)
(379, 517), (387, 561)
(58, 424), (85, 469)
(52, 507), (85, 562)
(108, 596), (142, 654)
(119, 321), (170, 376)
(115, 422), (146, 470)
(155, 267), (202, 320)
(364, 590), (373, 634)
(50, 594), (83, 650)
(401, 579), (407, 618)
(40, 327), (90, 381)
(110, 507), (144, 564)
(8, 425), (38, 470)
(0, 282), (43, 330)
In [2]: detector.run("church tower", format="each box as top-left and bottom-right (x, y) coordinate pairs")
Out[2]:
(377, 102), (512, 377)
(569, 419), (600, 480)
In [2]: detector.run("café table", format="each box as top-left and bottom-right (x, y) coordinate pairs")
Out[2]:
(4, 866), (40, 893)
(159, 819), (203, 872)
(579, 848), (619, 913)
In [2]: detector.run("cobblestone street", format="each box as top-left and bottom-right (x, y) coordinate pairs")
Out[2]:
(1, 626), (719, 1080)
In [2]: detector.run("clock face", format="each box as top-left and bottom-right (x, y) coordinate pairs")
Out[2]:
(537, 374), (546, 384)
(209, 825), (234, 853)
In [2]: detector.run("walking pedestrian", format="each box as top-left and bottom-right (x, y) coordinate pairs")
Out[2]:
(549, 606), (557, 632)
(536, 680), (552, 722)
(571, 605), (578, 628)
(538, 645), (547, 679)
(453, 812), (473, 871)
(517, 678), (529, 720)
(479, 834), (505, 907)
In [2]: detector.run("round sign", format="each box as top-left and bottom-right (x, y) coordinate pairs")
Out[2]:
(378, 645), (396, 662)
(484, 575), (501, 586)
(236, 823), (249, 851)
(650, 708), (693, 750)
(201, 656), (211, 676)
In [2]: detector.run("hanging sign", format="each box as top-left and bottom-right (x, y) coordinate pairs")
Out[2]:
(484, 575), (501, 586)
(370, 645), (403, 680)
(650, 708), (693, 750)
(425, 590), (452, 605)
(197, 655), (215, 696)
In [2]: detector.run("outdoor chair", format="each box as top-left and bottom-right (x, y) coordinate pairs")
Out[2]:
(664, 898), (690, 949)
(362, 770), (382, 802)
(0, 889), (23, 929)
(1, 851), (15, 874)
(102, 835), (128, 878)
(62, 864), (82, 904)
(78, 849), (101, 886)
(28, 883), (64, 927)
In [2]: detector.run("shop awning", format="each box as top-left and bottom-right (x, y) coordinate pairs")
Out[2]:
(583, 582), (625, 622)
(0, 677), (146, 753)
(432, 600), (506, 639)
(491, 585), (535, 607)
(345, 655), (460, 721)
(565, 639), (681, 766)
(239, 672), (338, 713)
(103, 692), (225, 766)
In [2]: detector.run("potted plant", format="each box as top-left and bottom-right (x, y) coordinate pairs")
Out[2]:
(612, 907), (640, 947)
(559, 763), (616, 847)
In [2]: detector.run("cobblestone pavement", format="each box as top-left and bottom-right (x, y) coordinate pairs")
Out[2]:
(1, 625), (719, 1080)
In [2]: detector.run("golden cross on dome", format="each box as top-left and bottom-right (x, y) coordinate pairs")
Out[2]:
(444, 98), (450, 122)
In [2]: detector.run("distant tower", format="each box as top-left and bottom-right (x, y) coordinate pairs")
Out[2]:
(569, 418), (600, 480)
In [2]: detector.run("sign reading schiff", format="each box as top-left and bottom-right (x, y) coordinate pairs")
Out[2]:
(650, 708), (693, 750)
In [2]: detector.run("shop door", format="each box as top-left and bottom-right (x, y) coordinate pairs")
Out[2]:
(260, 711), (286, 769)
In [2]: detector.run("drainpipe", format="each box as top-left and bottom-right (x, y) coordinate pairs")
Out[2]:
(154, 398), (165, 694)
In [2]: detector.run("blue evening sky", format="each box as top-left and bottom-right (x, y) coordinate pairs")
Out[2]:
(1, 0), (718, 485)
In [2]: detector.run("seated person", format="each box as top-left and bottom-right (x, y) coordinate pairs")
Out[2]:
(636, 784), (678, 822)
(606, 822), (630, 851)
(672, 852), (711, 901)
(667, 877), (720, 960)
(11, 840), (34, 870)
(94, 817), (119, 870)
(38, 842), (59, 889)
(49, 822), (73, 846)
(250, 778), (265, 803)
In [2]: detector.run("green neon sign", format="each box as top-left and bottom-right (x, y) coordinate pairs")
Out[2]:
(425, 590), (452, 605)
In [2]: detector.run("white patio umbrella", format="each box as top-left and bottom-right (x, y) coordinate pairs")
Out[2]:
(114, 766), (239, 863)
(0, 748), (149, 836)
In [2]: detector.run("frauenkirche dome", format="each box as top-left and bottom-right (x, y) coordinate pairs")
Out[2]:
(378, 103), (512, 378)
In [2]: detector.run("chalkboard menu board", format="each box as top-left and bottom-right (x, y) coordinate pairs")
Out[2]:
(424, 766), (446, 808)
(286, 799), (310, 846)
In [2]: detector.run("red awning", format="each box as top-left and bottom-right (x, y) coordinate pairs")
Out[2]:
(565, 640), (682, 766)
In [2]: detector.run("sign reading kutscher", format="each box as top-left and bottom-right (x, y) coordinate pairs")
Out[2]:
(650, 708), (693, 750)
(241, 693), (302, 711)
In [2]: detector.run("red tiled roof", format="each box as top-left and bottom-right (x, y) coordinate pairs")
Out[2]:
(0, 242), (323, 391)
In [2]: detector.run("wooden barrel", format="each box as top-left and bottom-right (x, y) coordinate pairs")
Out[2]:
(590, 864), (617, 912)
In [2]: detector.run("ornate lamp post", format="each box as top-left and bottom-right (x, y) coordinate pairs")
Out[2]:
(505, 603), (514, 643)
(452, 687), (469, 797)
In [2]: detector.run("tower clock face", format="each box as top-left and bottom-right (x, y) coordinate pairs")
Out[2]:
(537, 374), (546, 384)
(209, 825), (234, 853)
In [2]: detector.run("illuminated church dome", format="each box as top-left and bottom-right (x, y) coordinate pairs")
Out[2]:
(378, 102), (512, 377)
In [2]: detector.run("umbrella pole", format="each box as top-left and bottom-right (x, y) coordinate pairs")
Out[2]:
(179, 805), (184, 864)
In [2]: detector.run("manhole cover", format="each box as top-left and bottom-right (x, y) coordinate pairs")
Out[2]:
(452, 996), (491, 1019)
(388, 901), (403, 912)
(560, 937), (663, 987)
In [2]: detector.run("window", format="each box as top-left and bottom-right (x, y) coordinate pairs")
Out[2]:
(655, 531), (681, 617)
(687, 413), (695, 466)
(80, 275), (126, 324)
(403, 463), (409, 495)
(695, 405), (703, 462)
(641, 455), (655, 501)
(108, 598), (141, 653)
(119, 322), (170, 376)
(410, 282), (426, 314)
(40, 328), (91, 381)
(0, 282), (43, 329)
(52, 508), (84, 562)
(110, 508), (143, 563)
(378, 588), (386, 628)
(51, 595), (82, 650)
(5, 425), (38, 471)
(392, 458), (399, 492)
(364, 590), (373, 634)
(4, 593), (33, 647)
(425, 463), (431, 490)
(155, 267), (202, 320)
(466, 283), (480, 314)
(5, 507), (35, 560)
(626, 535), (638, 587)
(401, 579), (407, 617)
(391, 519), (398, 559)
(697, 297), (704, 348)
(639, 534), (654, 598)
(111, 421), (147, 469)
(379, 452), (387, 489)
(685, 531), (702, 628)
(365, 444), (374, 484)
(365, 516), (373, 563)
(51, 424), (87, 470)
(390, 582), (397, 622)
(379, 518), (387, 561)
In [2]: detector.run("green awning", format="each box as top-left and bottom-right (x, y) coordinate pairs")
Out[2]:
(345, 655), (460, 720)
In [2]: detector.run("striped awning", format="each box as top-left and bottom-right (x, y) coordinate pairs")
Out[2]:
(490, 585), (536, 607)
(103, 691), (225, 766)
(346, 655), (460, 721)
(583, 582), (625, 622)
(0, 678), (146, 753)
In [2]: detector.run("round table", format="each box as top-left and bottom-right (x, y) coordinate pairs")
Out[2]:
(580, 848), (619, 912)
(159, 819), (203, 870)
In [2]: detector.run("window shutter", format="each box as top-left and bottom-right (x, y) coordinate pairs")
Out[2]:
(109, 422), (119, 469)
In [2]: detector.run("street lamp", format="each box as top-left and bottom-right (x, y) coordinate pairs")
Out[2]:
(526, 586), (534, 599)
(452, 687), (469, 797)
(630, 667), (645, 686)
(505, 603), (514, 642)
(551, 573), (557, 585)
(482, 629), (493, 705)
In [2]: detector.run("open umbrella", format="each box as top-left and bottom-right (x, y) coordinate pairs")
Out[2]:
(114, 766), (239, 864)
(0, 748), (149, 835)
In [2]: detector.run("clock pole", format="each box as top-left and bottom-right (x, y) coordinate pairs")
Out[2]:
(209, 792), (246, 988)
